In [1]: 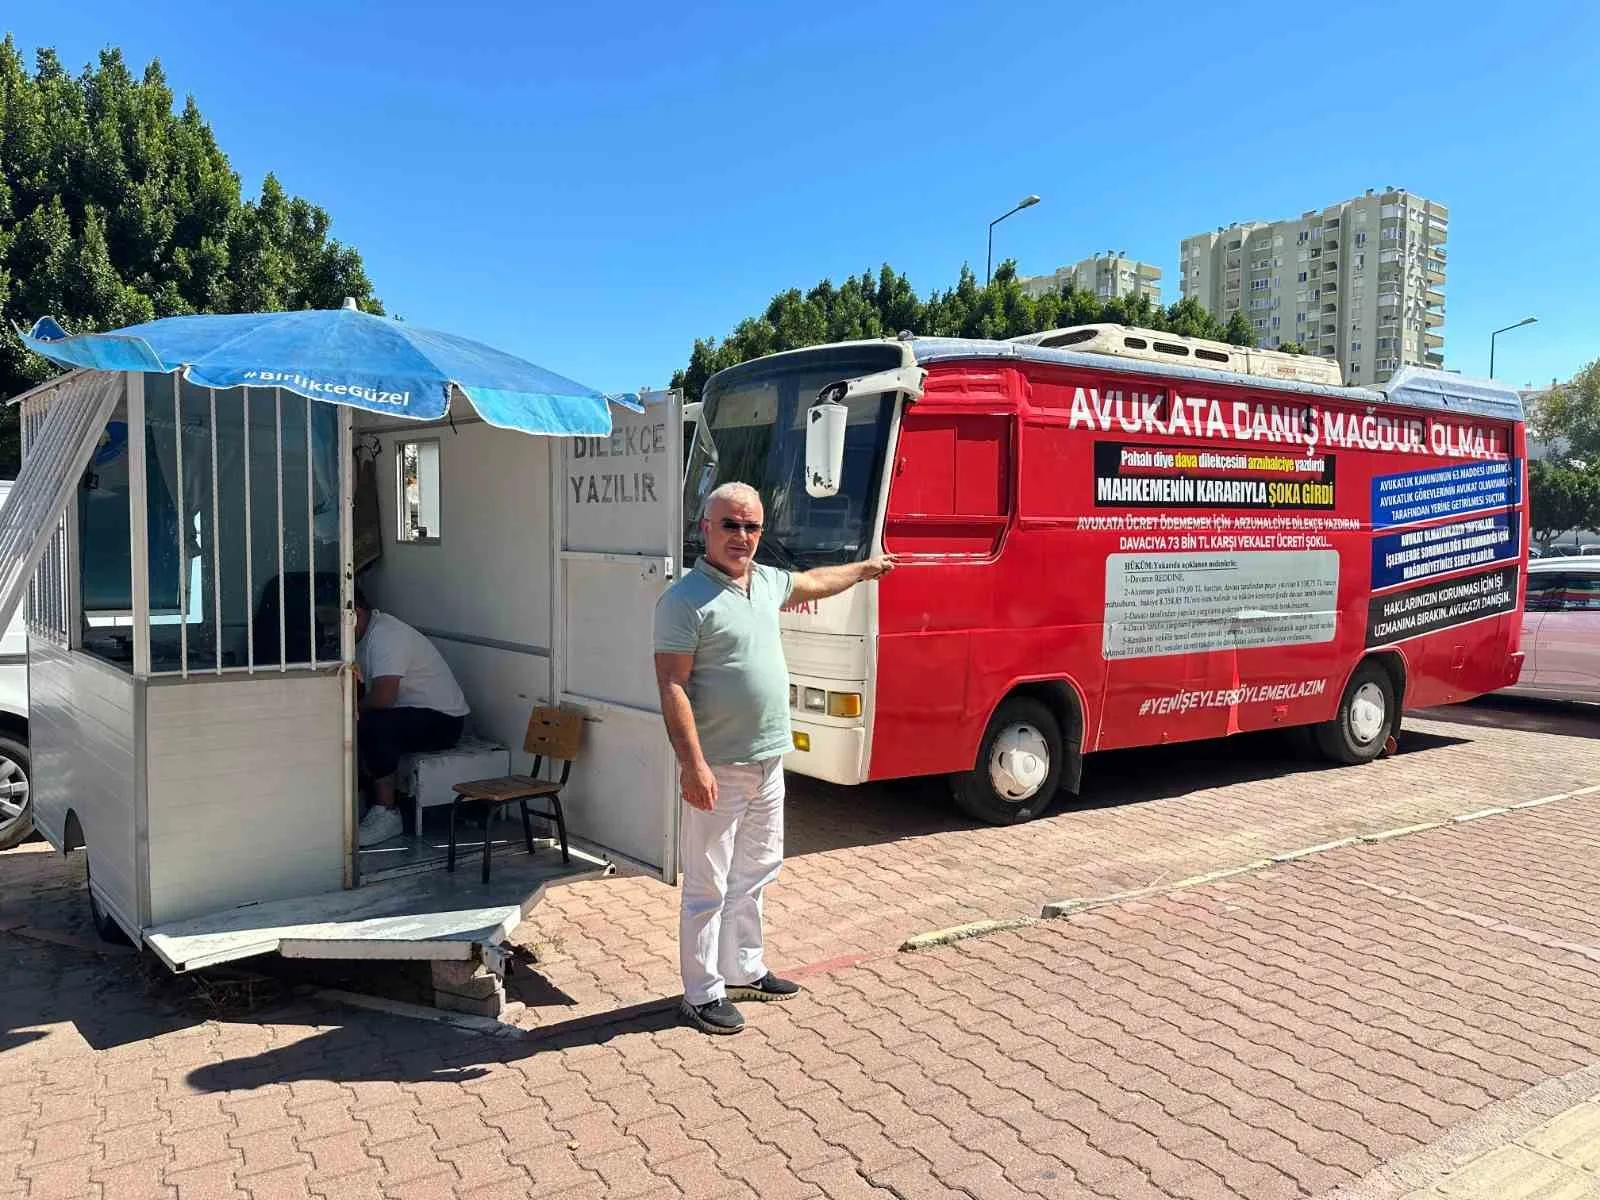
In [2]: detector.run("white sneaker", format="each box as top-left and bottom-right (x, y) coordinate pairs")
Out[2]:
(358, 805), (404, 847)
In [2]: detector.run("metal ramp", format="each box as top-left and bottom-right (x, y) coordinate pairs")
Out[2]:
(144, 848), (610, 972)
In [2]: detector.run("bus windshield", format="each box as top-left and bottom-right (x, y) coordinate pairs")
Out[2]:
(684, 344), (903, 570)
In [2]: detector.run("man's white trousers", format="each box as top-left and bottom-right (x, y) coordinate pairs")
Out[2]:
(679, 757), (784, 1006)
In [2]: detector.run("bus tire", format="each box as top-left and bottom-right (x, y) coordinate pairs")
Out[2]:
(1313, 661), (1395, 765)
(949, 697), (1063, 826)
(86, 856), (131, 946)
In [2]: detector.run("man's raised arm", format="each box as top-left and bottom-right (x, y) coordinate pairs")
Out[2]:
(784, 554), (897, 605)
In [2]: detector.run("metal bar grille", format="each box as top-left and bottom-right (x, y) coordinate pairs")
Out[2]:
(209, 388), (222, 674)
(306, 396), (317, 670)
(6, 374), (122, 644)
(275, 388), (286, 672)
(244, 390), (254, 671)
(174, 381), (188, 679)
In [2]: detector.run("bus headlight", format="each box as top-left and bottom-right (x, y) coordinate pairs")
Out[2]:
(803, 687), (827, 713)
(827, 692), (862, 719)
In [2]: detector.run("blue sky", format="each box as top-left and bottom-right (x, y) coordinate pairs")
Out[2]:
(8, 0), (1598, 392)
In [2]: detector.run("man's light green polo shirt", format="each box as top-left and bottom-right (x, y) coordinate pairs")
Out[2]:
(653, 558), (795, 765)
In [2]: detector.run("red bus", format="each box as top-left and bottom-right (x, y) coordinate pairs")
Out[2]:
(682, 324), (1528, 824)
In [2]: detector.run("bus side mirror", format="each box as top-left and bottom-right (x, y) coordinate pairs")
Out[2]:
(805, 402), (849, 498)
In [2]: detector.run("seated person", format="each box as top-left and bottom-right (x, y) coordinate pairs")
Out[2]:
(354, 587), (470, 847)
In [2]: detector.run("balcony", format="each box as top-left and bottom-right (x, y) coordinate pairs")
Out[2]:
(1425, 287), (1444, 307)
(1425, 309), (1444, 328)
(1425, 332), (1444, 350)
(1425, 351), (1445, 368)
(1425, 259), (1446, 283)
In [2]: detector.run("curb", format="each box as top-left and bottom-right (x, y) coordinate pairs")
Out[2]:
(1040, 782), (1599, 924)
(900, 917), (1037, 951)
(1042, 862), (1270, 918)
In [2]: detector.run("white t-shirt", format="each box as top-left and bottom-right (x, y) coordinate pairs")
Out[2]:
(357, 611), (470, 717)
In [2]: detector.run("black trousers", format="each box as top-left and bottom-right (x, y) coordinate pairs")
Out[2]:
(359, 707), (464, 779)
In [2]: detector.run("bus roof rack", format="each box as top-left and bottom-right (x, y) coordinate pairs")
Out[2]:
(1009, 324), (1345, 387)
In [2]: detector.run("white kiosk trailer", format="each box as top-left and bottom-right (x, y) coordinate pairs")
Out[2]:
(3, 319), (683, 1014)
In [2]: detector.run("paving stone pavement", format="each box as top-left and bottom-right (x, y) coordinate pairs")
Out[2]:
(3, 695), (1600, 1198)
(507, 700), (1600, 1030)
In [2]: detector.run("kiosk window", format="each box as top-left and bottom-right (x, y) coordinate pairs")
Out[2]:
(396, 440), (441, 543)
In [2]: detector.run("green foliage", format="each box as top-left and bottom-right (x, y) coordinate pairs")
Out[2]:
(670, 259), (1251, 401)
(1530, 360), (1600, 464)
(1529, 457), (1600, 545)
(1277, 341), (1307, 355)
(1222, 308), (1256, 347)
(0, 37), (382, 471)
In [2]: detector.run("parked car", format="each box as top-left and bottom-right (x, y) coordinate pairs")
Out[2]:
(1540, 543), (1600, 558)
(0, 481), (30, 850)
(1502, 558), (1600, 703)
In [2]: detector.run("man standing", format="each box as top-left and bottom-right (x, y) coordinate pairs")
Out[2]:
(653, 482), (895, 1035)
(354, 588), (471, 847)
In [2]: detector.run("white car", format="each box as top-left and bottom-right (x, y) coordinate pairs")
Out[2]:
(1502, 558), (1600, 703)
(0, 481), (29, 850)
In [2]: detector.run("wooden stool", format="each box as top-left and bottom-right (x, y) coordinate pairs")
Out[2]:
(448, 706), (581, 884)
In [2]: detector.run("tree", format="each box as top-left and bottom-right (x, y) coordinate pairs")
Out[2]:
(0, 38), (382, 472)
(1162, 296), (1226, 340)
(1529, 458), (1600, 546)
(671, 264), (1251, 401)
(1530, 360), (1600, 463)
(1222, 308), (1258, 348)
(1277, 341), (1307, 355)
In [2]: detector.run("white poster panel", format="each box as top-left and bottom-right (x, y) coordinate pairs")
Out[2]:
(1104, 550), (1340, 661)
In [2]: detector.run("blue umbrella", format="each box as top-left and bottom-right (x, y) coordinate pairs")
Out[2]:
(18, 300), (619, 435)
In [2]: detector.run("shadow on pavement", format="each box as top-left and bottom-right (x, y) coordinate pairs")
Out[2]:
(0, 936), (217, 1055)
(182, 993), (705, 1094)
(186, 1016), (497, 1092)
(1416, 695), (1600, 740)
(786, 724), (1472, 859)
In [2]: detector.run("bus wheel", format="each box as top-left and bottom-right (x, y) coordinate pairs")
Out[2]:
(86, 856), (130, 946)
(1314, 661), (1395, 765)
(950, 698), (1063, 826)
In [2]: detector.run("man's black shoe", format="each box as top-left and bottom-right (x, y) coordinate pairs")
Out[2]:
(725, 972), (801, 1003)
(681, 997), (745, 1035)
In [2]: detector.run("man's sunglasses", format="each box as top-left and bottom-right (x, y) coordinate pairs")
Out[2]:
(718, 519), (763, 535)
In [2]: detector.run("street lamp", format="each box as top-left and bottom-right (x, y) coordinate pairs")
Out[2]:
(986, 194), (1041, 286)
(1488, 316), (1536, 379)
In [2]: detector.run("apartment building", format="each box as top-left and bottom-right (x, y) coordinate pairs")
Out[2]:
(1020, 252), (1162, 304)
(1179, 189), (1447, 385)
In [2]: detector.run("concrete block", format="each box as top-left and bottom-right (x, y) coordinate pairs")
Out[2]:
(431, 960), (506, 1018)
